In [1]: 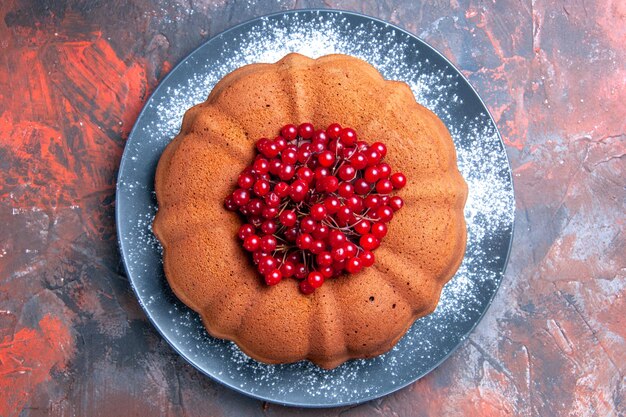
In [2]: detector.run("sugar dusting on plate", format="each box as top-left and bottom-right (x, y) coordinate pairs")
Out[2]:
(118, 11), (514, 406)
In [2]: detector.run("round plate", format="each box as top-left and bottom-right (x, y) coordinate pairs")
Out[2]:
(116, 9), (515, 408)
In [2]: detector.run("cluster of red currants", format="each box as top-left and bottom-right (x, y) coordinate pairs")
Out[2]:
(224, 123), (406, 294)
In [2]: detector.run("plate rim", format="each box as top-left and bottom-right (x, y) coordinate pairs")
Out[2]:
(116, 8), (516, 408)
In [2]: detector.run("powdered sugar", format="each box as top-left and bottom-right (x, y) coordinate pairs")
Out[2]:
(117, 10), (514, 407)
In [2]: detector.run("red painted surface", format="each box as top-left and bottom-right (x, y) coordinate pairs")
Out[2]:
(0, 1), (624, 416)
(0, 316), (73, 416)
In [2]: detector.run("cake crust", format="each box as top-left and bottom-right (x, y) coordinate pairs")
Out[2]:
(152, 53), (468, 369)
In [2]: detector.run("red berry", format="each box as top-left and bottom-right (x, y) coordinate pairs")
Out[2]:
(281, 124), (298, 140)
(279, 210), (297, 227)
(298, 122), (314, 139)
(289, 179), (308, 202)
(296, 233), (313, 250)
(295, 263), (308, 279)
(344, 242), (357, 258)
(371, 142), (387, 158)
(354, 220), (371, 235)
(274, 182), (289, 197)
(353, 179), (370, 195)
(253, 158), (269, 174)
(324, 196), (341, 214)
(391, 172), (407, 189)
(282, 146), (298, 164)
(360, 234), (380, 251)
(260, 219), (276, 234)
(332, 245), (347, 261)
(322, 176), (339, 193)
(377, 163), (391, 178)
(371, 222), (388, 239)
(311, 141), (325, 153)
(274, 136), (287, 152)
(268, 158), (282, 175)
(338, 164), (356, 181)
(313, 130), (328, 144)
(279, 261), (295, 278)
(299, 280), (315, 294)
(338, 182), (354, 198)
(232, 188), (250, 206)
(284, 226), (298, 242)
(350, 152), (368, 170)
(332, 259), (346, 275)
(389, 196), (404, 211)
(238, 224), (255, 240)
(356, 140), (369, 152)
(339, 127), (357, 145)
(318, 150), (335, 167)
(243, 235), (260, 251)
(328, 229), (347, 247)
(359, 250), (375, 267)
(261, 207), (277, 219)
(260, 235), (277, 252)
(326, 123), (342, 139)
(308, 272), (324, 288)
(327, 138), (343, 153)
(224, 196), (238, 211)
(264, 192), (280, 208)
(310, 203), (327, 221)
(364, 194), (382, 210)
(287, 252), (301, 264)
(265, 141), (280, 158)
(345, 257), (363, 274)
(279, 164), (295, 181)
(315, 167), (330, 181)
(246, 199), (263, 216)
(319, 265), (334, 278)
(265, 269), (282, 285)
(364, 166), (381, 184)
(253, 180), (270, 196)
(375, 206), (394, 223)
(312, 224), (329, 240)
(317, 252), (333, 267)
(375, 179), (394, 194)
(259, 255), (279, 274)
(297, 145), (312, 163)
(366, 148), (382, 165)
(296, 166), (314, 183)
(300, 216), (316, 233)
(238, 173), (255, 189)
(336, 206), (354, 224)
(310, 240), (325, 254)
(346, 196), (364, 213)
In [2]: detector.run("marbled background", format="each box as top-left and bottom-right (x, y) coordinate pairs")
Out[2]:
(0, 1), (624, 416)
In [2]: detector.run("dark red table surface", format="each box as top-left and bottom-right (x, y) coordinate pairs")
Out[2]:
(1, 1), (624, 416)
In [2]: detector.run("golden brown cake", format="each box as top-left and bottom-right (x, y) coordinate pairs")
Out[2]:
(152, 53), (468, 369)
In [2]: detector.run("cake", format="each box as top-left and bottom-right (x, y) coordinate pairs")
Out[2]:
(152, 53), (468, 369)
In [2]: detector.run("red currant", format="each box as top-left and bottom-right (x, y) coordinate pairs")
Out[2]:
(359, 250), (375, 267)
(265, 269), (282, 285)
(326, 123), (342, 139)
(391, 172), (407, 189)
(281, 124), (298, 140)
(298, 122), (314, 139)
(232, 189), (250, 206)
(360, 234), (380, 251)
(345, 257), (363, 274)
(389, 196), (404, 211)
(371, 222), (388, 239)
(339, 127), (357, 145)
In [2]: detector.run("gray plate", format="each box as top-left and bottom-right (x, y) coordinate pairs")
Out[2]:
(116, 9), (515, 408)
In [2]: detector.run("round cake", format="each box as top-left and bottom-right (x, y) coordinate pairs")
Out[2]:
(152, 53), (468, 369)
